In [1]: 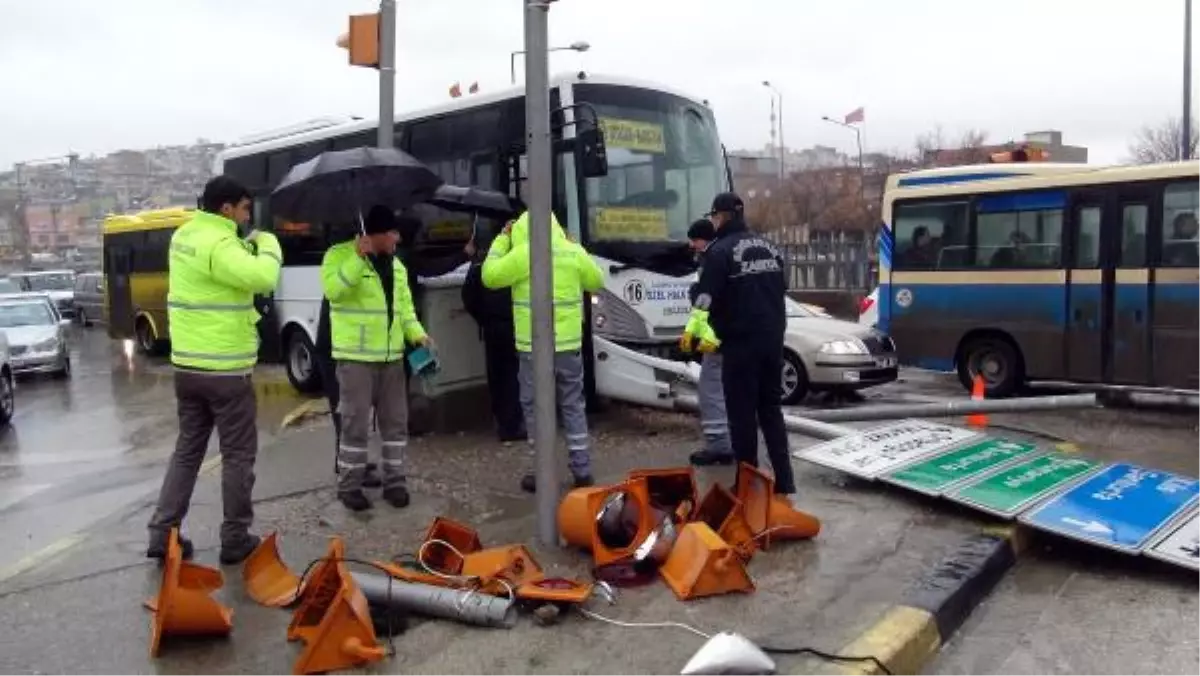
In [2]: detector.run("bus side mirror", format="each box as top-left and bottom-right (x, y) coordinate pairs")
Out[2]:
(577, 127), (608, 178)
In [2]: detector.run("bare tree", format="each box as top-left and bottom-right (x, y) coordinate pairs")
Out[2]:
(1128, 117), (1199, 164)
(913, 126), (990, 167)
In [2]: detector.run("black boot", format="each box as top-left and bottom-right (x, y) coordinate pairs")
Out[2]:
(689, 450), (735, 466)
(382, 485), (411, 508)
(219, 534), (262, 566)
(520, 473), (537, 494)
(339, 490), (373, 512)
(363, 462), (382, 488)
(147, 536), (194, 562)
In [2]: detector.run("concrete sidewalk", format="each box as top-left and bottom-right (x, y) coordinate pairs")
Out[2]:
(0, 402), (1000, 675)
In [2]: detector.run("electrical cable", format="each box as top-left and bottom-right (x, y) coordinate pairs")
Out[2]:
(284, 556), (403, 658)
(575, 606), (891, 674)
(416, 538), (517, 605)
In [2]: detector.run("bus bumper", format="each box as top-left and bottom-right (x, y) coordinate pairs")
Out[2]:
(592, 336), (700, 410)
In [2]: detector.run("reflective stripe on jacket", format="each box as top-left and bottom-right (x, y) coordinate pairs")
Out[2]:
(168, 211), (282, 371)
(320, 240), (426, 362)
(480, 212), (604, 353)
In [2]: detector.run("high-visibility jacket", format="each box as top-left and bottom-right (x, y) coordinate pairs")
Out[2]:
(320, 240), (426, 362)
(168, 211), (282, 372)
(481, 212), (604, 352)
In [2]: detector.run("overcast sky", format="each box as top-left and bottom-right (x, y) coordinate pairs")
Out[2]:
(0, 0), (1193, 169)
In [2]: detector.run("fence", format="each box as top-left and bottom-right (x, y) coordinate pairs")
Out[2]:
(765, 230), (878, 291)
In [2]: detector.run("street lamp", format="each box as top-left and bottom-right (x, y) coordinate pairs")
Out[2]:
(821, 115), (865, 199)
(762, 81), (785, 180)
(511, 41), (589, 84)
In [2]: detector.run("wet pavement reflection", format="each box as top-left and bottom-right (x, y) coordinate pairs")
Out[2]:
(0, 326), (303, 573)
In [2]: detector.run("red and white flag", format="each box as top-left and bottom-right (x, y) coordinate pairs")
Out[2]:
(468, 82), (480, 94)
(449, 82), (462, 98)
(844, 107), (865, 125)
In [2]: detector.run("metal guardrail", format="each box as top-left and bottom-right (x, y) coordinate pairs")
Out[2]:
(764, 232), (877, 291)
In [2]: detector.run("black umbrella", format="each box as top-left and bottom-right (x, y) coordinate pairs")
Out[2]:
(426, 185), (520, 219)
(270, 147), (443, 225)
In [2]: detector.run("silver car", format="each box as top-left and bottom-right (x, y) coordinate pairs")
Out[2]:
(0, 294), (72, 379)
(10, 270), (76, 319)
(782, 297), (898, 404)
(73, 272), (105, 327)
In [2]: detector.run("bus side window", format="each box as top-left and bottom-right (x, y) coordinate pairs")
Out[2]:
(891, 201), (967, 271)
(1119, 204), (1149, 268)
(1160, 182), (1199, 268)
(1073, 205), (1102, 269)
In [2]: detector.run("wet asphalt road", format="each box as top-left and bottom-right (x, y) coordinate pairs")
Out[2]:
(0, 327), (303, 576)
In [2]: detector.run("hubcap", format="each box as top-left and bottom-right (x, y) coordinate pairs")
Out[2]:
(972, 350), (1006, 386)
(290, 339), (313, 383)
(781, 360), (800, 397)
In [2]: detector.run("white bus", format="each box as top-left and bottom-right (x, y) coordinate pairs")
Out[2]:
(214, 72), (729, 408)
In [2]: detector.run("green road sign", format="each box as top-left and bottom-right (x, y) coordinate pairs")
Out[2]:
(883, 438), (1038, 496)
(948, 454), (1102, 518)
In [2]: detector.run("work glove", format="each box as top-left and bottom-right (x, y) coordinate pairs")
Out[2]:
(697, 336), (720, 354)
(679, 331), (696, 353)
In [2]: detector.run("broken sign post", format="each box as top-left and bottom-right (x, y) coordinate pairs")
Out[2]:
(793, 419), (979, 480)
(1146, 510), (1200, 570)
(1020, 463), (1200, 553)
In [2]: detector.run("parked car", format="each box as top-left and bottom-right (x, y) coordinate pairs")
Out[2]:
(73, 272), (104, 327)
(0, 293), (72, 379)
(782, 297), (897, 404)
(0, 330), (14, 427)
(858, 286), (879, 328)
(9, 270), (76, 319)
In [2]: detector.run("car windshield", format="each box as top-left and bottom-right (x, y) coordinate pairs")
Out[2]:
(0, 302), (55, 328)
(21, 273), (74, 291)
(0, 279), (18, 293)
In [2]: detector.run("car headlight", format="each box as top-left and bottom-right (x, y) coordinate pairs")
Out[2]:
(32, 338), (59, 352)
(819, 339), (868, 355)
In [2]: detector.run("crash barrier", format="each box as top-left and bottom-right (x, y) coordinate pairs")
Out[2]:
(794, 418), (1199, 571)
(146, 528), (233, 657)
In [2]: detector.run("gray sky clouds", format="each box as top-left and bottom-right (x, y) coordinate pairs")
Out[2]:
(0, 0), (1192, 168)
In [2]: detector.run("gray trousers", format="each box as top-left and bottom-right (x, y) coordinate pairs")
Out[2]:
(337, 360), (408, 492)
(148, 370), (258, 550)
(699, 353), (732, 456)
(517, 350), (591, 478)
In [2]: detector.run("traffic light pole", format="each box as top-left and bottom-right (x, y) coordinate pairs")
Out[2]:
(524, 0), (558, 546)
(377, 0), (396, 149)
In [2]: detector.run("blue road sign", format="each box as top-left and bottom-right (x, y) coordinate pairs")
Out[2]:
(1020, 463), (1200, 553)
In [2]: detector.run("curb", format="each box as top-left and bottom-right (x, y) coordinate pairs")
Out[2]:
(837, 525), (1028, 674)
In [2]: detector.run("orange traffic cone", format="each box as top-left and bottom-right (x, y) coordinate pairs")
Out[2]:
(694, 483), (758, 562)
(966, 374), (989, 428)
(243, 532), (306, 608)
(766, 495), (822, 542)
(147, 528), (233, 657)
(659, 522), (755, 601)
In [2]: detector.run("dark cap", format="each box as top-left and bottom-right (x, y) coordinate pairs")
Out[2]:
(687, 219), (716, 241)
(364, 205), (397, 235)
(708, 192), (744, 215)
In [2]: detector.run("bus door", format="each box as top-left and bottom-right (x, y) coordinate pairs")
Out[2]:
(1150, 180), (1200, 389)
(1064, 190), (1108, 382)
(1109, 188), (1155, 386)
(106, 246), (136, 340)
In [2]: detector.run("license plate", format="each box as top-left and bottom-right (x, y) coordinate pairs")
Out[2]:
(876, 357), (896, 368)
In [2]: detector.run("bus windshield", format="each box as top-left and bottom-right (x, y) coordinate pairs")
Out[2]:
(573, 83), (726, 253)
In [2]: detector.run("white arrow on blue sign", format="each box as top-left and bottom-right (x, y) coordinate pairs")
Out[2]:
(1020, 463), (1200, 554)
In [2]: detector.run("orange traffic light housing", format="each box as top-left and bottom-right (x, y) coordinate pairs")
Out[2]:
(337, 13), (380, 68)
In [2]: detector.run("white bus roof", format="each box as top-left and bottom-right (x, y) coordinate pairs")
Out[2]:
(216, 72), (712, 165)
(885, 161), (1198, 200)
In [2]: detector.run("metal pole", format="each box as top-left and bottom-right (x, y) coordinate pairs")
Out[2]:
(795, 393), (1098, 423)
(778, 92), (786, 180)
(855, 125), (864, 200)
(352, 573), (517, 628)
(510, 51), (519, 85)
(783, 414), (856, 440)
(377, 0), (396, 149)
(524, 0), (558, 546)
(1184, 0), (1193, 160)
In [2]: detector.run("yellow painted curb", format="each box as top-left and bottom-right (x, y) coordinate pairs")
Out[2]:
(837, 605), (941, 675)
(0, 533), (87, 585)
(280, 398), (326, 431)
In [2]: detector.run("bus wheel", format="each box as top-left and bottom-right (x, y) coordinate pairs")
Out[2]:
(135, 318), (164, 356)
(958, 336), (1023, 398)
(285, 330), (322, 394)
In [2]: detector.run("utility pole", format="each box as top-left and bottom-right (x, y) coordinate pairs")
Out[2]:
(377, 0), (396, 149)
(1184, 0), (1193, 161)
(524, 0), (558, 546)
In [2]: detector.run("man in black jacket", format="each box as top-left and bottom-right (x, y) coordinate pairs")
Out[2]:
(685, 192), (796, 500)
(461, 223), (526, 442)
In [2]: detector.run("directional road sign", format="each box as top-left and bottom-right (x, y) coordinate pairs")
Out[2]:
(948, 454), (1101, 518)
(1146, 511), (1200, 570)
(883, 438), (1038, 496)
(1021, 463), (1200, 553)
(793, 419), (979, 480)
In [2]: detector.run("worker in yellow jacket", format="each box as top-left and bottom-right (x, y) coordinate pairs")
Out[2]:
(147, 176), (282, 565)
(321, 205), (430, 512)
(482, 211), (605, 493)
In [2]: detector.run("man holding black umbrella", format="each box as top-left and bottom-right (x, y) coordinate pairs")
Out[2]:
(321, 205), (431, 511)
